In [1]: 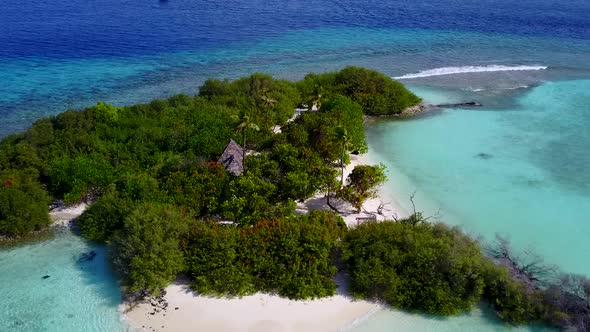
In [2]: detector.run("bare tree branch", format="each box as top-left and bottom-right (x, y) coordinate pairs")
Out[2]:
(486, 234), (558, 289)
(377, 200), (391, 215)
(409, 190), (417, 216)
(391, 212), (399, 222)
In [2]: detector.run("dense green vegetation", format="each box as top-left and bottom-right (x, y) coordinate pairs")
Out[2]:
(0, 66), (413, 294)
(110, 203), (190, 295)
(1, 66), (418, 239)
(342, 219), (485, 315)
(0, 169), (51, 237)
(1, 67), (586, 330)
(184, 210), (346, 299)
(297, 66), (422, 115)
(342, 218), (590, 330)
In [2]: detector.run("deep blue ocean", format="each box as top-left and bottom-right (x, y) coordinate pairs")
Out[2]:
(1, 0), (589, 331)
(1, 0), (589, 136)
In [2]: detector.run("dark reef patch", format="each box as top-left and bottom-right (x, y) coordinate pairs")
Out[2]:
(475, 152), (493, 160)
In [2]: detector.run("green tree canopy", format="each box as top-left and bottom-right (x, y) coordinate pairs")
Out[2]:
(77, 187), (132, 242)
(162, 163), (230, 217)
(0, 169), (51, 237)
(337, 164), (387, 212)
(110, 203), (190, 295)
(298, 66), (421, 115)
(48, 154), (115, 203)
(342, 220), (486, 315)
(322, 95), (367, 154)
(184, 211), (346, 299)
(200, 73), (299, 132)
(220, 174), (296, 225)
(183, 221), (254, 297)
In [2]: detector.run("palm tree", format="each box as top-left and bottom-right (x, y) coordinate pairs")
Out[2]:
(306, 84), (323, 111)
(232, 112), (260, 172)
(260, 88), (277, 109)
(334, 126), (349, 186)
(260, 88), (277, 125)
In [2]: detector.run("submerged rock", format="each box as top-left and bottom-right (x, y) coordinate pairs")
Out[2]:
(399, 103), (428, 117)
(78, 250), (97, 262)
(437, 101), (483, 108)
(475, 152), (493, 160)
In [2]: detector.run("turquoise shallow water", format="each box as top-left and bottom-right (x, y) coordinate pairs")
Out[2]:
(368, 80), (590, 276)
(349, 80), (590, 331)
(0, 230), (129, 332)
(350, 305), (551, 332)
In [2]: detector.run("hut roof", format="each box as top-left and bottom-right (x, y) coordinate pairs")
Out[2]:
(218, 139), (244, 176)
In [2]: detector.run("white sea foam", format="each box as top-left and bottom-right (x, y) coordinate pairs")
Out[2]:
(394, 65), (548, 79)
(507, 85), (530, 90)
(467, 85), (531, 92)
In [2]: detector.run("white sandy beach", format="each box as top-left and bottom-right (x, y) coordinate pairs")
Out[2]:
(296, 153), (408, 227)
(49, 202), (89, 226)
(123, 153), (406, 332)
(123, 276), (381, 332)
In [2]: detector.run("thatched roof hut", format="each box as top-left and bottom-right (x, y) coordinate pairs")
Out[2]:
(218, 139), (244, 176)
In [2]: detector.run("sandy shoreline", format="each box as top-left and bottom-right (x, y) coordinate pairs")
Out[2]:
(122, 276), (381, 332)
(49, 202), (89, 227)
(296, 153), (408, 227)
(122, 153), (403, 332)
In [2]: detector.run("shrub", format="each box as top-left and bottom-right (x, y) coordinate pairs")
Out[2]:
(240, 213), (344, 299)
(298, 66), (421, 115)
(342, 220), (485, 315)
(0, 170), (51, 237)
(481, 261), (543, 324)
(110, 203), (190, 295)
(48, 155), (114, 203)
(183, 222), (254, 297)
(77, 188), (132, 242)
(184, 211), (346, 299)
(337, 164), (387, 212)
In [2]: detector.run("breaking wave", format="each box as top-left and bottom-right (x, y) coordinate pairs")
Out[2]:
(394, 65), (548, 79)
(468, 85), (530, 92)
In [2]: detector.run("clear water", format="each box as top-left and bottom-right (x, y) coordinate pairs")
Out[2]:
(367, 80), (590, 276)
(0, 230), (130, 332)
(352, 80), (589, 331)
(1, 0), (589, 331)
(350, 304), (552, 332)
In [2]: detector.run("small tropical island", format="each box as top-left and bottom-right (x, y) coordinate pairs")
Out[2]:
(0, 67), (587, 331)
